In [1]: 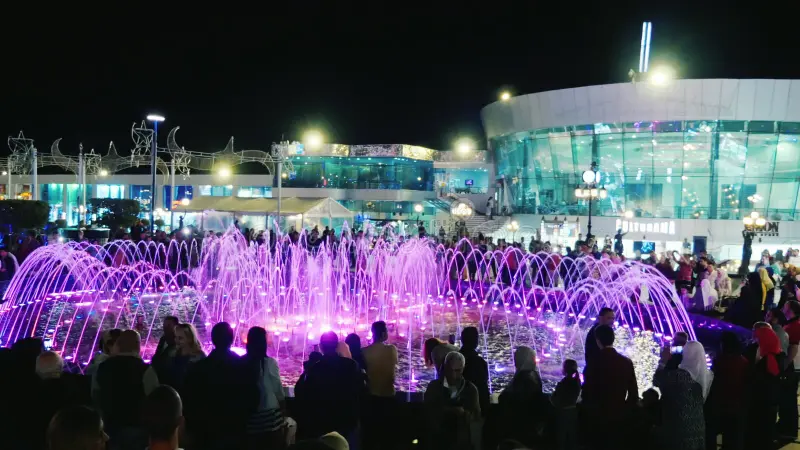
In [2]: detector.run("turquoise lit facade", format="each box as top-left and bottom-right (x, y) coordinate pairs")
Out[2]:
(491, 120), (800, 220)
(280, 156), (434, 191)
(482, 79), (800, 221)
(16, 140), (491, 229)
(433, 168), (490, 195)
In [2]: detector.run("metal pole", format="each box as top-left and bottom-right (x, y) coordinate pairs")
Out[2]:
(276, 160), (283, 232)
(7, 161), (12, 199)
(32, 149), (38, 201)
(149, 121), (158, 234)
(328, 198), (332, 229)
(79, 152), (86, 224)
(170, 158), (176, 231)
(587, 195), (593, 242)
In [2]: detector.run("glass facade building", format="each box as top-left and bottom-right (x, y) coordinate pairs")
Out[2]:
(281, 156), (434, 191)
(491, 120), (800, 221)
(11, 140), (492, 229)
(433, 168), (490, 195)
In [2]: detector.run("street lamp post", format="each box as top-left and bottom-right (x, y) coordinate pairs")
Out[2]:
(169, 159), (176, 231)
(506, 220), (520, 243)
(574, 162), (607, 242)
(739, 211), (766, 275)
(450, 201), (473, 237)
(146, 114), (165, 235)
(414, 203), (423, 223)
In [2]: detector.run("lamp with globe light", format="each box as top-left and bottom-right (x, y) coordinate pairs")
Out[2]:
(574, 161), (607, 242)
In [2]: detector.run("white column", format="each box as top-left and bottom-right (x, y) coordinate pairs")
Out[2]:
(62, 183), (68, 221)
(79, 152), (86, 223)
(276, 160), (283, 231)
(170, 159), (176, 230)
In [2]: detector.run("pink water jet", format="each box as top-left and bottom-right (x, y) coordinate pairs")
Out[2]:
(0, 226), (694, 391)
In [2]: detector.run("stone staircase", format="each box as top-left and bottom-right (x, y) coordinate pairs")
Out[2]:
(468, 216), (510, 236)
(428, 196), (510, 237)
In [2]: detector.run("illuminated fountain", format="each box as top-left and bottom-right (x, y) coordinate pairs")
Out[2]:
(0, 227), (698, 392)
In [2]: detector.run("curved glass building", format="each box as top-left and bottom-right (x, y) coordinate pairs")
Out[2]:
(482, 79), (800, 222)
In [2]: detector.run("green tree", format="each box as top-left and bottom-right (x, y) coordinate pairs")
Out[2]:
(89, 198), (141, 232)
(0, 200), (50, 232)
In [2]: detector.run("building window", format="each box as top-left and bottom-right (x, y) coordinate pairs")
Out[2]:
(164, 186), (193, 209)
(131, 185), (152, 217)
(96, 184), (125, 199)
(237, 186), (272, 198)
(198, 185), (233, 197)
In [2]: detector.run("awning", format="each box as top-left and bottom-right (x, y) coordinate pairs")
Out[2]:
(181, 196), (353, 218)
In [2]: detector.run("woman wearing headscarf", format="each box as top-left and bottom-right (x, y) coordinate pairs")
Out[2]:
(728, 271), (764, 328)
(746, 326), (784, 449)
(692, 279), (718, 311)
(760, 267), (776, 310)
(715, 268), (732, 298)
(497, 346), (547, 447)
(654, 340), (711, 450)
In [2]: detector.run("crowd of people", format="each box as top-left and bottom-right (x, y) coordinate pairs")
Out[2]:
(1, 318), (378, 450)
(3, 302), (798, 450)
(3, 222), (800, 449)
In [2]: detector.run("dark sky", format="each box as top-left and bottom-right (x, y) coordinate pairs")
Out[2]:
(1, 5), (798, 156)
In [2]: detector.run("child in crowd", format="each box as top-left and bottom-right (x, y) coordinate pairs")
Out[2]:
(551, 359), (581, 450)
(638, 388), (662, 447)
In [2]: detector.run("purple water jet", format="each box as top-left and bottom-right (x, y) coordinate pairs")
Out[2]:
(0, 227), (695, 392)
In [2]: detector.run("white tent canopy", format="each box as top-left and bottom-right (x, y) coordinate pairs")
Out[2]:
(301, 197), (353, 220)
(182, 196), (352, 218)
(181, 196), (353, 230)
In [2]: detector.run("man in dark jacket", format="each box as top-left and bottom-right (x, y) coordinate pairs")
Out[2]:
(459, 327), (489, 416)
(582, 325), (638, 450)
(182, 322), (256, 450)
(92, 330), (159, 450)
(151, 316), (179, 380)
(583, 307), (616, 369)
(24, 351), (88, 450)
(295, 331), (365, 444)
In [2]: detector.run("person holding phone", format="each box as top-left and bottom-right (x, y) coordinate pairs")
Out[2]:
(654, 341), (711, 450)
(666, 332), (689, 370)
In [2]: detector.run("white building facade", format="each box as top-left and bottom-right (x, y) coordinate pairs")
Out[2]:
(482, 79), (800, 258)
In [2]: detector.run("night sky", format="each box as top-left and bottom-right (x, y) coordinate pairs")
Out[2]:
(1, 5), (798, 156)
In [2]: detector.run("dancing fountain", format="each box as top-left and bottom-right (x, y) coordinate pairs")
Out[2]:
(0, 227), (701, 393)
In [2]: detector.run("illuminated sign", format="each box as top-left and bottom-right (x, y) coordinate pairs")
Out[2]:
(615, 219), (676, 235)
